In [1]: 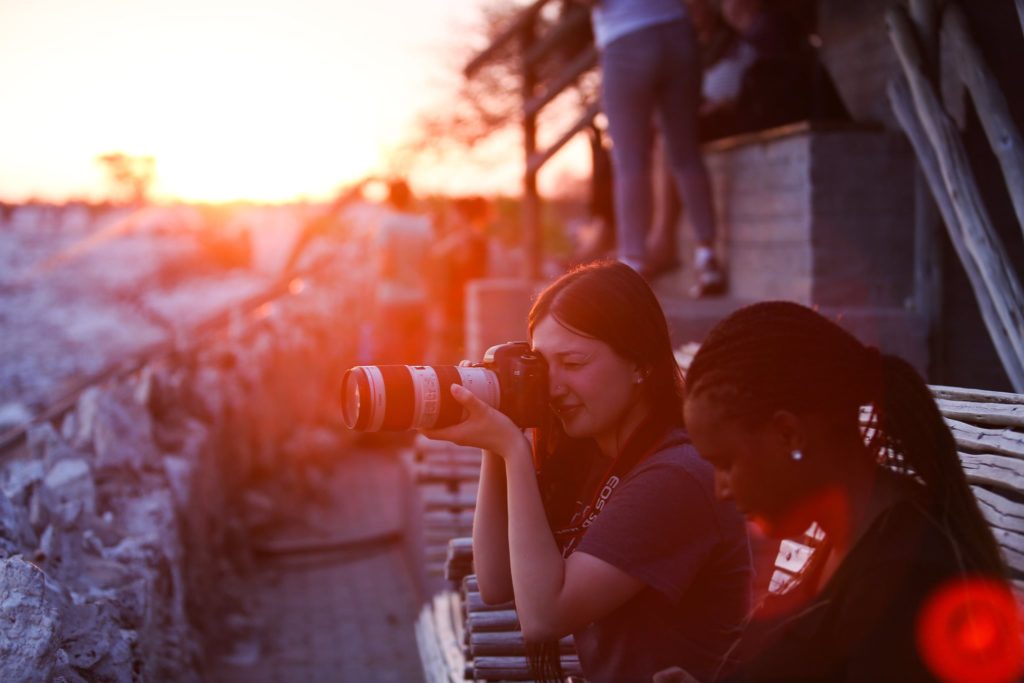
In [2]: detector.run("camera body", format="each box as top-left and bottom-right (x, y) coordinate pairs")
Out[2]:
(341, 341), (548, 432)
(474, 341), (549, 428)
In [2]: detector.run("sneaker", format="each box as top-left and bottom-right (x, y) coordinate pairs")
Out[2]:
(689, 257), (727, 298)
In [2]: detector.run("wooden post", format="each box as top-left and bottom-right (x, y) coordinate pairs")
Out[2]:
(909, 0), (944, 378)
(521, 15), (541, 281)
(943, 3), (1024, 240)
(887, 5), (1024, 390)
(889, 77), (1024, 388)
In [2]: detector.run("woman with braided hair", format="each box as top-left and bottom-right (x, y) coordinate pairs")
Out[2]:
(656, 301), (1014, 682)
(423, 261), (750, 683)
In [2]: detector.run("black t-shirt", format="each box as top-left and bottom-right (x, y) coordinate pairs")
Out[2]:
(720, 498), (983, 682)
(572, 429), (752, 683)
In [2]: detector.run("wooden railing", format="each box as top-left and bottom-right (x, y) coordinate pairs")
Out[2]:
(463, 0), (601, 280)
(886, 0), (1024, 390)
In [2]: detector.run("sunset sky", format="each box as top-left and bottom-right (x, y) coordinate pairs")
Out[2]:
(1, 0), (587, 204)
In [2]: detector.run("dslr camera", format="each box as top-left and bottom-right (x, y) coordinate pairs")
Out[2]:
(341, 341), (548, 431)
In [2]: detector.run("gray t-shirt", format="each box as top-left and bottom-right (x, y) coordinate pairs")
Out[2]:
(590, 0), (688, 49)
(574, 434), (751, 683)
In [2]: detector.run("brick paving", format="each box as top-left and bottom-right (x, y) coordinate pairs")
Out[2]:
(208, 447), (427, 683)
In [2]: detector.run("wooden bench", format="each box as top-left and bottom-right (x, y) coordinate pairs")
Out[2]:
(402, 437), (483, 580)
(416, 367), (1024, 682)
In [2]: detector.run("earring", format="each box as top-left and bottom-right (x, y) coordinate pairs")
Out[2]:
(790, 449), (804, 462)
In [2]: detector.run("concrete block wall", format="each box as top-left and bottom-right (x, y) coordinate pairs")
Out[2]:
(704, 131), (815, 302)
(808, 130), (916, 306)
(679, 126), (916, 308)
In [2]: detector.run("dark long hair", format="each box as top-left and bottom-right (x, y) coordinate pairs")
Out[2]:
(529, 260), (685, 521)
(686, 301), (1006, 578)
(525, 260), (685, 681)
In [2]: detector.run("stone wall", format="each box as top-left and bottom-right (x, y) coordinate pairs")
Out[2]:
(0, 253), (362, 681)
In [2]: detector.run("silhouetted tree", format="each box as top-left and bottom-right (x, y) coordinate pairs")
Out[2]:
(95, 152), (155, 206)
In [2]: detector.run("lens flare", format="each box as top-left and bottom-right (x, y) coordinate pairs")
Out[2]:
(917, 578), (1023, 683)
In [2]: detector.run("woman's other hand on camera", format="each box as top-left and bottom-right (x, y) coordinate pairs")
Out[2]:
(422, 383), (528, 456)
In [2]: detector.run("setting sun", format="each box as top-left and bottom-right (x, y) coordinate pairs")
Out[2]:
(0, 0), (516, 203)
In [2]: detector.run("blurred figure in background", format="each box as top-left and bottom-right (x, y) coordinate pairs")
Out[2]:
(427, 195), (491, 362)
(700, 0), (847, 140)
(371, 179), (432, 364)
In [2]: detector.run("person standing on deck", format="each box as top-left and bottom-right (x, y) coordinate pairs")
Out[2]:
(583, 0), (726, 297)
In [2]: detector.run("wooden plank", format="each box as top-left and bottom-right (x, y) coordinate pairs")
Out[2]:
(931, 385), (1024, 406)
(943, 3), (1024, 241)
(959, 453), (1024, 496)
(526, 100), (601, 175)
(465, 591), (515, 614)
(422, 490), (478, 512)
(945, 418), (1024, 460)
(523, 7), (590, 67)
(469, 631), (575, 657)
(935, 398), (1024, 428)
(415, 604), (452, 683)
(887, 5), (1024, 390)
(431, 591), (466, 683)
(463, 0), (552, 77)
(416, 465), (482, 484)
(888, 74), (1024, 389)
(467, 609), (520, 633)
(523, 46), (597, 118)
(972, 485), (1024, 575)
(446, 590), (466, 655)
(472, 655), (582, 680)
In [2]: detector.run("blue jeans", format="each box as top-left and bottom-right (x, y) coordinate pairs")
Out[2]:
(600, 19), (716, 268)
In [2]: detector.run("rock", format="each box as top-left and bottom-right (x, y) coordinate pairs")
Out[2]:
(0, 490), (35, 554)
(0, 454), (44, 506)
(0, 402), (32, 431)
(65, 386), (101, 451)
(162, 455), (194, 515)
(92, 386), (160, 473)
(39, 458), (95, 527)
(27, 422), (81, 470)
(60, 600), (134, 681)
(0, 557), (65, 682)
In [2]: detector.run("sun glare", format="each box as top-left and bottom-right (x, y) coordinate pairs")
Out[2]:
(1, 0), (504, 204)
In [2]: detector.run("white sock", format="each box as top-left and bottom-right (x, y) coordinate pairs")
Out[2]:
(695, 246), (715, 269)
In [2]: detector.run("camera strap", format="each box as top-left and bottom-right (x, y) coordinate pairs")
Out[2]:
(553, 422), (689, 558)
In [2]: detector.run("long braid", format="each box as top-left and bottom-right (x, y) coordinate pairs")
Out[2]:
(875, 353), (1006, 576)
(688, 301), (1007, 577)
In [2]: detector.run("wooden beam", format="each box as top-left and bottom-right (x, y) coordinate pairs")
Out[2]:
(888, 76), (1024, 390)
(521, 16), (541, 281)
(527, 100), (601, 175)
(887, 5), (1024, 390)
(463, 0), (552, 78)
(943, 3), (1024, 240)
(523, 8), (590, 68)
(908, 0), (943, 376)
(523, 46), (597, 118)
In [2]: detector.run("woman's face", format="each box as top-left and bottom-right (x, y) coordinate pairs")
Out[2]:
(532, 315), (645, 449)
(684, 394), (819, 537)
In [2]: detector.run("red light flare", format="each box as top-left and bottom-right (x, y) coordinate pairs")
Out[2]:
(917, 578), (1023, 683)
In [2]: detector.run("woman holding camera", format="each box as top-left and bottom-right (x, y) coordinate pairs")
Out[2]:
(655, 301), (1014, 682)
(424, 261), (751, 683)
